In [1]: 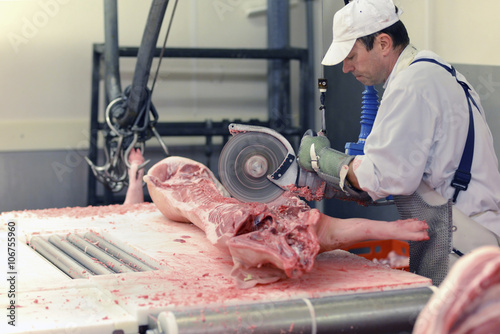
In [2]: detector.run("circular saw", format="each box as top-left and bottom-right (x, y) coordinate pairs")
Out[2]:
(218, 124), (299, 203)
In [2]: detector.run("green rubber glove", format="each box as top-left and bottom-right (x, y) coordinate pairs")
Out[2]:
(297, 130), (331, 172)
(317, 147), (354, 180)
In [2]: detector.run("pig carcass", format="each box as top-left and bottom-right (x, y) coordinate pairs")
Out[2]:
(413, 246), (500, 334)
(144, 156), (429, 288)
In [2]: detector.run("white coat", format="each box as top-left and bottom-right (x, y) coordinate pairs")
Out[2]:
(354, 45), (500, 236)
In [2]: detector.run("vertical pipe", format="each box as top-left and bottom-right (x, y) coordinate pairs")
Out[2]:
(87, 45), (101, 206)
(304, 0), (316, 133)
(120, 0), (170, 127)
(267, 0), (290, 131)
(103, 0), (122, 102)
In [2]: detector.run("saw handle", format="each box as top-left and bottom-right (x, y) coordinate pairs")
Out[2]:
(297, 130), (331, 172)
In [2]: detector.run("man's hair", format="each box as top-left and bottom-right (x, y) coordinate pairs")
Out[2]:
(357, 7), (410, 51)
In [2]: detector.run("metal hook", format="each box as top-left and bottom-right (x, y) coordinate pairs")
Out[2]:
(151, 125), (169, 156)
(86, 92), (169, 193)
(105, 97), (131, 137)
(123, 132), (150, 170)
(84, 156), (125, 192)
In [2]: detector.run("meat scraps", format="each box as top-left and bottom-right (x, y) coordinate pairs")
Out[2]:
(413, 246), (500, 334)
(144, 156), (429, 288)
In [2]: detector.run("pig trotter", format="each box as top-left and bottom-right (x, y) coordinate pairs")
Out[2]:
(123, 148), (146, 205)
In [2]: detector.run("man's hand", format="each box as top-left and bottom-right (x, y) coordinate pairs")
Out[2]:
(297, 130), (331, 172)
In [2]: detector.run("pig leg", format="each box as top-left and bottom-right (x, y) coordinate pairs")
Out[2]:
(315, 214), (429, 253)
(123, 148), (145, 205)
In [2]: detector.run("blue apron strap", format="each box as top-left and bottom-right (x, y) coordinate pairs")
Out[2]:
(410, 58), (479, 202)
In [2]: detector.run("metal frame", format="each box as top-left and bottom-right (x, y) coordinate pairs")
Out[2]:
(87, 45), (312, 205)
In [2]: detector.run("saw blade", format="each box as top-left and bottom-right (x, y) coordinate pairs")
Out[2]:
(219, 132), (287, 203)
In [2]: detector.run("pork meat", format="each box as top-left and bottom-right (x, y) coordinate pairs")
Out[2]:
(413, 246), (500, 334)
(144, 156), (429, 288)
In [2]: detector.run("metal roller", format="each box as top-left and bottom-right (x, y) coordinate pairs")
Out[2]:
(30, 236), (93, 279)
(147, 287), (434, 334)
(48, 235), (115, 275)
(83, 232), (157, 271)
(67, 234), (135, 274)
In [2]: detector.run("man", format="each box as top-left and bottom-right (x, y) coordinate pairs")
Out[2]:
(298, 0), (500, 237)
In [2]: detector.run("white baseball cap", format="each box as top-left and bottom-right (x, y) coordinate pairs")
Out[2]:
(321, 0), (402, 66)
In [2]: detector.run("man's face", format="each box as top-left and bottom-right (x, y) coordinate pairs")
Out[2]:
(342, 38), (388, 86)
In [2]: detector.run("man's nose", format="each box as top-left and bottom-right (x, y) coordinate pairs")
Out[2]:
(342, 60), (353, 73)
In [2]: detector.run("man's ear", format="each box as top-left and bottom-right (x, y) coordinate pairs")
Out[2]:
(377, 33), (393, 55)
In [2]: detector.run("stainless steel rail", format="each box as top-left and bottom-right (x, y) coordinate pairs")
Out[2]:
(147, 287), (433, 334)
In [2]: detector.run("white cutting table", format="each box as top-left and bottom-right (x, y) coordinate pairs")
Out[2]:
(0, 203), (431, 334)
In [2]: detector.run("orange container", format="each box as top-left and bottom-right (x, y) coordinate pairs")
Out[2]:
(343, 239), (410, 270)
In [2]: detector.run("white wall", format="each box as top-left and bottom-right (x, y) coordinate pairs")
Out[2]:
(321, 0), (500, 67)
(2, 0), (500, 152)
(1, 0), (499, 211)
(0, 0), (308, 152)
(395, 0), (500, 66)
